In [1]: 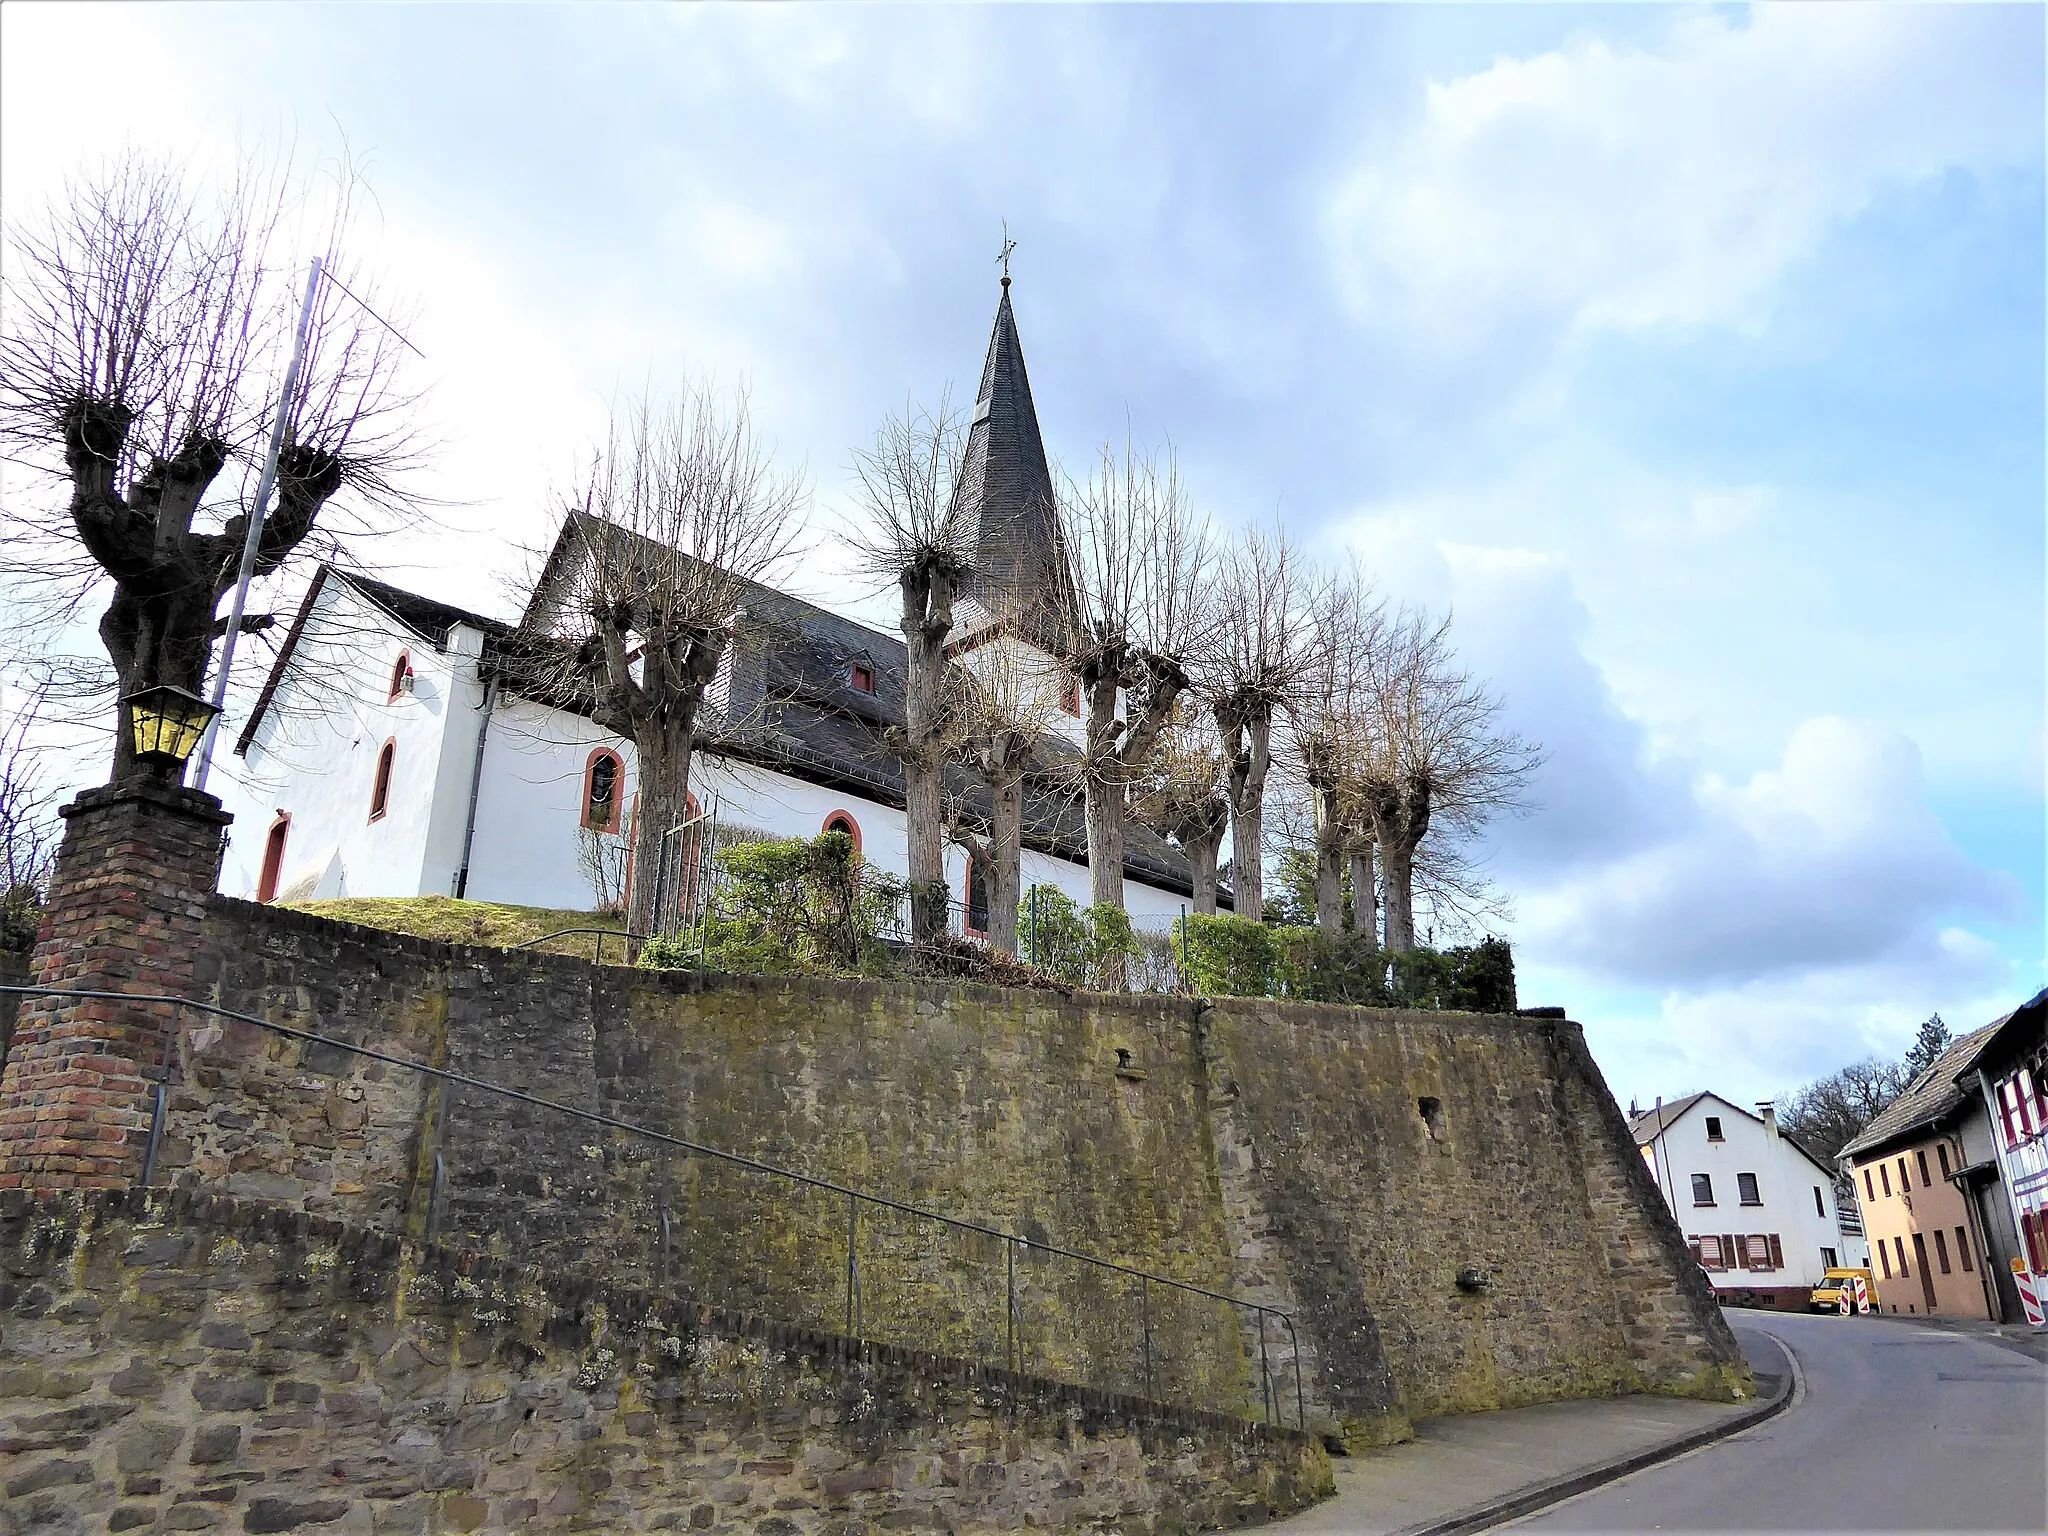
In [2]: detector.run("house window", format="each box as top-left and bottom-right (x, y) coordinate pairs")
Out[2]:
(583, 749), (624, 833)
(1813, 1186), (1826, 1219)
(1737, 1173), (1761, 1206)
(964, 853), (990, 938)
(849, 661), (876, 694)
(1999, 1081), (2019, 1148)
(1879, 1241), (1893, 1280)
(1933, 1228), (1952, 1275)
(1061, 675), (1080, 716)
(369, 740), (395, 822)
(821, 811), (862, 853)
(1916, 1148), (1931, 1188)
(1695, 1234), (1726, 1271)
(257, 814), (290, 903)
(1894, 1235), (1909, 1277)
(1743, 1235), (1777, 1271)
(1880, 1164), (1892, 1197)
(388, 650), (414, 701)
(1821, 1246), (1839, 1270)
(1705, 1116), (1723, 1141)
(1937, 1143), (1951, 1179)
(1955, 1226), (1974, 1272)
(1898, 1157), (1911, 1194)
(1690, 1174), (1714, 1207)
(1863, 1168), (1875, 1202)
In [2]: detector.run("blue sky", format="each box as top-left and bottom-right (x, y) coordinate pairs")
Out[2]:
(2, 3), (2040, 1108)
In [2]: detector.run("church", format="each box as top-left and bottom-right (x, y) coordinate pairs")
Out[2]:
(214, 282), (1207, 933)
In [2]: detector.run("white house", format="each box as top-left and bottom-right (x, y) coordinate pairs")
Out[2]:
(212, 279), (1212, 934)
(1630, 1092), (1867, 1309)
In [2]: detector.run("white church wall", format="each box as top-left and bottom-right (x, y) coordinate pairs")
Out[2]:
(215, 581), (458, 903)
(462, 696), (633, 912)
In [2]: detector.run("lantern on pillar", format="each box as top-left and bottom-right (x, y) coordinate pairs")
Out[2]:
(123, 684), (220, 773)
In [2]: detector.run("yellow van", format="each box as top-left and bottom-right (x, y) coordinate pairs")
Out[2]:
(1810, 1267), (1875, 1314)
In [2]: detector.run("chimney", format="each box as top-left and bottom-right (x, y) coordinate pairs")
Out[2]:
(1757, 1101), (1777, 1137)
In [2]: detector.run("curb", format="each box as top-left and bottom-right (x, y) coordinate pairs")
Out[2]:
(1386, 1331), (1800, 1536)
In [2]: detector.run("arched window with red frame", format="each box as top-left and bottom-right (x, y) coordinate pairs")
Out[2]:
(583, 748), (624, 833)
(368, 740), (396, 822)
(821, 810), (862, 853)
(257, 814), (291, 903)
(388, 651), (414, 702)
(1060, 674), (1080, 716)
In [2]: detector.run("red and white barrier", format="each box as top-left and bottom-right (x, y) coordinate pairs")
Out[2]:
(1853, 1274), (1872, 1315)
(2014, 1259), (2044, 1328)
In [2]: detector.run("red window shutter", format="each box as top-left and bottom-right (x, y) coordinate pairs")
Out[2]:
(1767, 1233), (1783, 1270)
(1723, 1233), (1737, 1272)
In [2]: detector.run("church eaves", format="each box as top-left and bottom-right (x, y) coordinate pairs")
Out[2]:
(951, 279), (1068, 643)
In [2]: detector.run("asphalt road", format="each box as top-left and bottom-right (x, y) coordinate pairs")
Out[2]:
(1504, 1309), (2048, 1533)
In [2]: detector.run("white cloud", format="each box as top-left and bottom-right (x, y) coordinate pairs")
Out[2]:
(1327, 5), (2040, 347)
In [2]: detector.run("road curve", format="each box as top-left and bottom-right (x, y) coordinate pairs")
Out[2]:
(1504, 1309), (2047, 1532)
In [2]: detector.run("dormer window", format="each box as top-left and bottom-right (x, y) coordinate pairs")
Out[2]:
(849, 662), (876, 694)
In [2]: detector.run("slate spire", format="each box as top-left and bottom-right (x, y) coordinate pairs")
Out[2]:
(952, 276), (1068, 643)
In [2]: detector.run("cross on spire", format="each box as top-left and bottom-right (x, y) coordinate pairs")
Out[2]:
(997, 221), (1017, 287)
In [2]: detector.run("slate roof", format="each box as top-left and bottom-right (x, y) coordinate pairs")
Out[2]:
(952, 281), (1072, 645)
(1628, 1093), (1709, 1146)
(1839, 1019), (2008, 1161)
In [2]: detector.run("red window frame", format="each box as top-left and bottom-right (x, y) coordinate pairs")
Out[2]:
(257, 813), (291, 903)
(849, 662), (876, 695)
(368, 739), (396, 822)
(821, 811), (862, 853)
(388, 650), (413, 702)
(583, 748), (624, 834)
(1060, 675), (1080, 716)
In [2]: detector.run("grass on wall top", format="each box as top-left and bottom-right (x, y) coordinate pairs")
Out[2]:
(285, 895), (625, 956)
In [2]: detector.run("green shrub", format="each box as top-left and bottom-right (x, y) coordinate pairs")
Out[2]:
(1177, 913), (1280, 997)
(638, 830), (907, 976)
(1015, 887), (1144, 990)
(1179, 916), (1517, 1014)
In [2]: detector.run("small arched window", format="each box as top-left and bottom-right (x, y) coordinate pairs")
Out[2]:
(368, 739), (396, 822)
(965, 853), (990, 937)
(257, 814), (291, 903)
(388, 651), (414, 702)
(821, 810), (862, 853)
(1061, 675), (1081, 716)
(584, 748), (624, 833)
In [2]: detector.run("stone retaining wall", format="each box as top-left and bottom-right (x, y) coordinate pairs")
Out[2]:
(0, 1189), (1331, 1536)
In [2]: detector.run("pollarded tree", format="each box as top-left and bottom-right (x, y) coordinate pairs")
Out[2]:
(1287, 568), (1384, 935)
(1057, 440), (1212, 910)
(1357, 610), (1540, 952)
(1130, 705), (1231, 915)
(0, 151), (422, 782)
(523, 384), (804, 938)
(945, 611), (1060, 956)
(1195, 525), (1310, 923)
(847, 398), (970, 944)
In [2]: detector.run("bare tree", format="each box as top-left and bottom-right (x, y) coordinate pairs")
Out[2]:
(1781, 1057), (1914, 1165)
(521, 384), (805, 938)
(1357, 611), (1540, 952)
(1130, 706), (1231, 915)
(847, 399), (968, 943)
(1287, 569), (1383, 935)
(1195, 525), (1309, 923)
(1057, 441), (1211, 909)
(0, 692), (60, 954)
(945, 622), (1060, 955)
(0, 150), (423, 782)
(576, 825), (630, 917)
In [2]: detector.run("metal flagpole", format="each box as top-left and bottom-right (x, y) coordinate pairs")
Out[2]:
(190, 257), (324, 793)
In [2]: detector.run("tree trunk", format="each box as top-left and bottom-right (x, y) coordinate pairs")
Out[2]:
(1084, 776), (1127, 909)
(1186, 831), (1222, 916)
(899, 565), (955, 943)
(985, 769), (1024, 956)
(1219, 704), (1271, 922)
(626, 720), (695, 939)
(1309, 777), (1345, 932)
(1378, 837), (1415, 952)
(1347, 841), (1378, 942)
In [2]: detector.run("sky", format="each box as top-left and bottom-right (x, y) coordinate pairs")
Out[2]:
(1, 2), (2041, 1111)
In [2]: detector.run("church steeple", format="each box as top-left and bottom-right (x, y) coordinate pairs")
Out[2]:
(951, 277), (1067, 643)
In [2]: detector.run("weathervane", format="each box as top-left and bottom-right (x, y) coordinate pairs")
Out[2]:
(998, 221), (1017, 287)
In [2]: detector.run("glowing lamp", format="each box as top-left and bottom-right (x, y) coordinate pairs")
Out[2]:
(125, 684), (219, 770)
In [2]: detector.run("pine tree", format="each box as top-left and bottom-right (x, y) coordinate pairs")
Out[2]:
(1904, 1013), (1953, 1079)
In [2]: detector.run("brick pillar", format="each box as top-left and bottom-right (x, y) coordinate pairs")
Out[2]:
(0, 780), (230, 1190)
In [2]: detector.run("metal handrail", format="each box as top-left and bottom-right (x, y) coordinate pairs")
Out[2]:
(0, 983), (1308, 1429)
(507, 927), (643, 964)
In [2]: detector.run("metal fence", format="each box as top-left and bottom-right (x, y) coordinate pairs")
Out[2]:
(2, 984), (1306, 1428)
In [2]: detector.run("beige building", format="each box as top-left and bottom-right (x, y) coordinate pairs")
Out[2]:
(1843, 1023), (2007, 1320)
